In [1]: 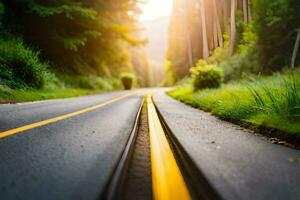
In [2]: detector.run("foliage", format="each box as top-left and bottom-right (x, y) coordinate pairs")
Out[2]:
(168, 69), (300, 136)
(0, 0), (151, 94)
(0, 37), (54, 89)
(219, 49), (259, 82)
(238, 22), (258, 53)
(1, 0), (142, 79)
(59, 75), (116, 91)
(191, 60), (223, 90)
(208, 47), (229, 65)
(246, 74), (300, 121)
(0, 86), (105, 103)
(253, 0), (300, 72)
(209, 23), (259, 82)
(167, 0), (300, 84)
(162, 60), (176, 86)
(120, 72), (136, 90)
(175, 77), (193, 87)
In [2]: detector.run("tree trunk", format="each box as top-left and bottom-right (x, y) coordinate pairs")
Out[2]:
(247, 0), (252, 21)
(213, 20), (218, 48)
(183, 0), (194, 68)
(229, 0), (237, 55)
(200, 0), (209, 61)
(213, 0), (224, 47)
(291, 27), (300, 68)
(243, 0), (248, 22)
(222, 0), (229, 32)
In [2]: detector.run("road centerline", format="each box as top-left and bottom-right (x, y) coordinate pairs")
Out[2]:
(147, 94), (191, 200)
(0, 93), (135, 139)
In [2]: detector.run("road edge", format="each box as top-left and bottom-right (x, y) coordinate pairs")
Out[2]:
(101, 97), (144, 200)
(152, 97), (222, 200)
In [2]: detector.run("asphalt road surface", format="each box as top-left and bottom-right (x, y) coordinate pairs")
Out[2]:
(0, 89), (299, 200)
(0, 91), (144, 200)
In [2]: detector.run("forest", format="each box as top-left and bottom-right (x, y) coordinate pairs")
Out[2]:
(166, 0), (300, 81)
(0, 0), (299, 137)
(0, 0), (150, 101)
(167, 0), (300, 141)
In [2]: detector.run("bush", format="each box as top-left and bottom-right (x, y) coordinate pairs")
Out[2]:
(108, 77), (122, 90)
(191, 60), (224, 90)
(219, 50), (259, 82)
(0, 37), (52, 89)
(120, 72), (135, 90)
(210, 23), (258, 82)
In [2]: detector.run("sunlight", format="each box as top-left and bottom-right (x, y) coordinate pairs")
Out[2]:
(139, 0), (173, 22)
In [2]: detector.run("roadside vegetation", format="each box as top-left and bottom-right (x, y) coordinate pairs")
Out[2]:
(166, 0), (300, 145)
(0, 1), (148, 103)
(0, 87), (104, 103)
(169, 70), (300, 142)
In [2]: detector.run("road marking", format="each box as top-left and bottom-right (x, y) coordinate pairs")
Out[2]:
(147, 95), (191, 200)
(0, 93), (134, 139)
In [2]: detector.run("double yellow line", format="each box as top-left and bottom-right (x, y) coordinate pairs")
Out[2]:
(147, 95), (191, 200)
(0, 93), (134, 139)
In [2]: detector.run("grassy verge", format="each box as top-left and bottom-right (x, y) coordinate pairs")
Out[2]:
(0, 73), (124, 104)
(0, 87), (106, 104)
(168, 70), (300, 147)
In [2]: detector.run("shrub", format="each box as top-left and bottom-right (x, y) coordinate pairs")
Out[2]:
(208, 47), (229, 65)
(191, 60), (224, 90)
(219, 50), (259, 82)
(212, 23), (258, 82)
(0, 37), (52, 89)
(108, 77), (122, 90)
(120, 72), (135, 90)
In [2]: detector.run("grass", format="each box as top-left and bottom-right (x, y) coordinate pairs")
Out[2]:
(0, 86), (106, 103)
(168, 70), (300, 145)
(0, 71), (124, 103)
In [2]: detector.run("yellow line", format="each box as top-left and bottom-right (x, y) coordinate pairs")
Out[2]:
(0, 93), (135, 139)
(147, 95), (191, 200)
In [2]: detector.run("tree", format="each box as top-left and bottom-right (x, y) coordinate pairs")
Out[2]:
(247, 0), (252, 21)
(291, 27), (300, 68)
(229, 0), (237, 55)
(212, 0), (223, 47)
(2, 0), (143, 78)
(184, 0), (194, 68)
(253, 0), (300, 72)
(199, 0), (209, 61)
(243, 0), (248, 22)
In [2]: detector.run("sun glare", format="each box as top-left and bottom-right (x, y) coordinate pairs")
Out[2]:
(139, 0), (173, 22)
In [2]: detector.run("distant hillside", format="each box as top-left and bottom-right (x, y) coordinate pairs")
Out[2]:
(141, 16), (170, 84)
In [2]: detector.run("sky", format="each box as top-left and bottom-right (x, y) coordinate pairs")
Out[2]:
(139, 0), (173, 22)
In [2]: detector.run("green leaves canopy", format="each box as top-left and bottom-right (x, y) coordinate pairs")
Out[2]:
(2, 0), (142, 76)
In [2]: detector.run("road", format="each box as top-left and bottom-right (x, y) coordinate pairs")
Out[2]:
(0, 91), (144, 200)
(0, 89), (299, 200)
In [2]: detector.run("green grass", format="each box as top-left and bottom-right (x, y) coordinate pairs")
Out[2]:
(0, 86), (105, 103)
(168, 70), (300, 143)
(0, 71), (124, 103)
